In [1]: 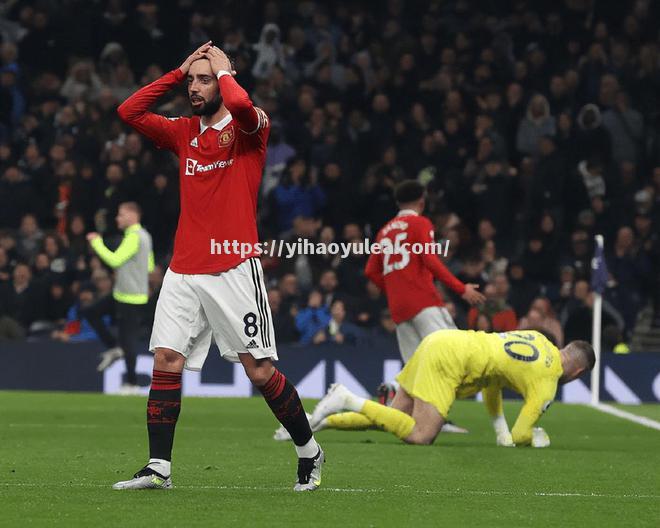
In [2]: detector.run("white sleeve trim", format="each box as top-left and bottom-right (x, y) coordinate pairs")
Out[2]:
(216, 70), (232, 79)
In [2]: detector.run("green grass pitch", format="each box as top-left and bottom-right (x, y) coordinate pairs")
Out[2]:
(1, 391), (658, 527)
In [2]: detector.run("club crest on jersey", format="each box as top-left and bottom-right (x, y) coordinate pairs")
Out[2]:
(190, 137), (199, 148)
(218, 126), (235, 148)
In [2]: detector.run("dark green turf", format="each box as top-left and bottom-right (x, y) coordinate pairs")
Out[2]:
(1, 391), (658, 527)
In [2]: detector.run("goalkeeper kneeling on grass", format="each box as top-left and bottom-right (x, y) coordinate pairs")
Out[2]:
(277, 329), (594, 448)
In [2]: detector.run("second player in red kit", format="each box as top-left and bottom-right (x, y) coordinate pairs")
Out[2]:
(366, 181), (485, 362)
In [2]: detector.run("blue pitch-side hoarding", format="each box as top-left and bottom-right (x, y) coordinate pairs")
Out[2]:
(1, 338), (659, 403)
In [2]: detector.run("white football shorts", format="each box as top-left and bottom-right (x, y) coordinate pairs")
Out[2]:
(149, 257), (277, 370)
(395, 306), (456, 363)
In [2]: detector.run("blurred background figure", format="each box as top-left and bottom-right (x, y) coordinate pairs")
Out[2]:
(84, 202), (153, 394)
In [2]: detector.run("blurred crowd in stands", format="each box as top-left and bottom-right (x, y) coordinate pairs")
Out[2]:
(0, 0), (659, 351)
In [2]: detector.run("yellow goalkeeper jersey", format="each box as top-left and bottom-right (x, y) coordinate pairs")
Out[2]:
(397, 329), (563, 445)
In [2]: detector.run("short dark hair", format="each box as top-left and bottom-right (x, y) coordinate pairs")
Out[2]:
(394, 180), (425, 204)
(569, 340), (596, 371)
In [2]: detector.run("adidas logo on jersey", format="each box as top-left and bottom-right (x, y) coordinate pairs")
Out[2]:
(190, 137), (198, 147)
(245, 339), (259, 349)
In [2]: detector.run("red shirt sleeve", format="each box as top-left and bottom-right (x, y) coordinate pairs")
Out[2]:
(218, 75), (269, 136)
(417, 217), (466, 295)
(365, 250), (385, 291)
(117, 69), (184, 152)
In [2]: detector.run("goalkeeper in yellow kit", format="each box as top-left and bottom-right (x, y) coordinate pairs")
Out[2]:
(306, 329), (595, 447)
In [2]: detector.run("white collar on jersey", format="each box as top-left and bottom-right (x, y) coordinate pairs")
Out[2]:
(397, 209), (419, 216)
(199, 112), (233, 134)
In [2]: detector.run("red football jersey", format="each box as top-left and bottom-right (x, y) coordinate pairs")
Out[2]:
(118, 69), (269, 274)
(365, 210), (466, 324)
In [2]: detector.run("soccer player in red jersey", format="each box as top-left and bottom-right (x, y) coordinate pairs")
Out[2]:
(366, 180), (485, 363)
(364, 181), (484, 430)
(112, 42), (323, 491)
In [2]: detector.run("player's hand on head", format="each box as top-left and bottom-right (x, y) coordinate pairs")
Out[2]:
(86, 232), (100, 242)
(203, 46), (235, 76)
(461, 283), (486, 305)
(179, 40), (213, 75)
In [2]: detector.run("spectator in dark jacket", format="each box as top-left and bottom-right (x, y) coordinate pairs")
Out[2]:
(561, 280), (623, 342)
(516, 94), (555, 157)
(44, 280), (71, 324)
(51, 285), (110, 342)
(507, 261), (540, 317)
(0, 166), (35, 229)
(324, 299), (364, 345)
(560, 229), (592, 280)
(522, 233), (558, 287)
(356, 281), (387, 328)
(268, 288), (298, 344)
(574, 104), (612, 163)
(602, 91), (644, 165)
(16, 213), (44, 261)
(531, 136), (567, 215)
(0, 263), (40, 336)
(607, 226), (651, 333)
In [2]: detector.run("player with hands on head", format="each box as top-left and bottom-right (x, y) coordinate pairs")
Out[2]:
(112, 42), (323, 492)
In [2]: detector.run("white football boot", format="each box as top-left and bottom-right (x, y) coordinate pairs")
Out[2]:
(112, 466), (172, 490)
(97, 347), (124, 372)
(294, 446), (325, 492)
(309, 384), (354, 429)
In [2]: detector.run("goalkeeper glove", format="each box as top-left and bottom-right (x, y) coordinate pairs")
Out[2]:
(496, 431), (515, 447)
(531, 427), (550, 448)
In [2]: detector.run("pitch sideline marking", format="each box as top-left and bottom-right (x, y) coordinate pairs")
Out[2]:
(0, 482), (658, 500)
(590, 403), (660, 431)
